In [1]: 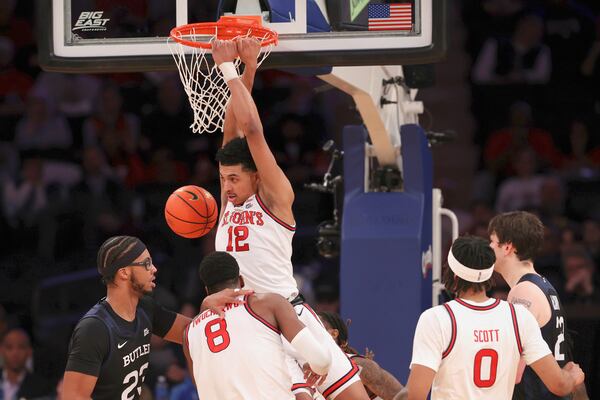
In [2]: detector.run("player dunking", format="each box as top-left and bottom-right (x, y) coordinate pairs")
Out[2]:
(208, 38), (368, 400)
(405, 236), (584, 400)
(488, 211), (589, 399)
(62, 236), (246, 399)
(186, 251), (332, 399)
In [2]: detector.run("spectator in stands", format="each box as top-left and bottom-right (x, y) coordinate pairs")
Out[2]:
(461, 0), (526, 60)
(472, 13), (551, 85)
(33, 71), (101, 119)
(483, 100), (564, 177)
(14, 90), (73, 155)
(543, 0), (597, 88)
(188, 154), (219, 196)
(141, 74), (192, 160)
(0, 328), (54, 399)
(0, 36), (32, 139)
(1, 155), (64, 258)
(71, 146), (131, 250)
(561, 118), (600, 177)
(495, 147), (545, 212)
(537, 175), (569, 230)
(2, 156), (50, 229)
(581, 20), (600, 110)
(560, 245), (598, 304)
(82, 82), (145, 186)
(582, 219), (600, 273)
(0, 142), (18, 183)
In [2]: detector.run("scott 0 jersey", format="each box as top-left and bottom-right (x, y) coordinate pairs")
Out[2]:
(186, 295), (295, 400)
(410, 298), (551, 400)
(513, 274), (572, 400)
(215, 193), (298, 299)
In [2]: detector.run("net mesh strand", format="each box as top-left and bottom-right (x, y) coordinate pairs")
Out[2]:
(169, 25), (273, 134)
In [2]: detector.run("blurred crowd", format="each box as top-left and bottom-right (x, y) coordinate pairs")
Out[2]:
(0, 0), (599, 398)
(458, 0), (600, 305)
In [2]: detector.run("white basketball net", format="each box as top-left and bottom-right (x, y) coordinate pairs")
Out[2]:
(169, 27), (273, 134)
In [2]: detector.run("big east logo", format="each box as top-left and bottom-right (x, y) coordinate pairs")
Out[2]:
(220, 210), (264, 227)
(73, 11), (110, 31)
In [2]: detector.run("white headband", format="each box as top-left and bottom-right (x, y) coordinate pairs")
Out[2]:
(447, 249), (494, 283)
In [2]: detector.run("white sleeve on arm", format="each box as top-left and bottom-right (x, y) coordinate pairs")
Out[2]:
(515, 304), (552, 365)
(290, 327), (332, 375)
(410, 307), (450, 372)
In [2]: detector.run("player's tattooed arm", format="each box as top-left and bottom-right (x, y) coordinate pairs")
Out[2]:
(511, 298), (533, 309)
(354, 357), (404, 400)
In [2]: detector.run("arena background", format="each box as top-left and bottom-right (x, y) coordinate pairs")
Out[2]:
(0, 0), (599, 397)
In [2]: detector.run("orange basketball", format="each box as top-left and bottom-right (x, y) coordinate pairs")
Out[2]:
(164, 185), (218, 238)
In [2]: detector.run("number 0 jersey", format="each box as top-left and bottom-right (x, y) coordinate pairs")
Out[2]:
(186, 296), (295, 400)
(410, 298), (551, 400)
(215, 193), (298, 299)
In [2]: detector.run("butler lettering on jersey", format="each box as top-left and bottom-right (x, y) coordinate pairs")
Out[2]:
(474, 329), (500, 343)
(191, 303), (242, 327)
(123, 344), (151, 367)
(220, 210), (265, 227)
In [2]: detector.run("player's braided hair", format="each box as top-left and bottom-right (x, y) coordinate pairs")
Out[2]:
(443, 236), (495, 295)
(216, 137), (257, 172)
(97, 236), (146, 285)
(317, 311), (359, 355)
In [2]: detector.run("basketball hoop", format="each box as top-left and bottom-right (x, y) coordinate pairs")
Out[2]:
(169, 16), (278, 134)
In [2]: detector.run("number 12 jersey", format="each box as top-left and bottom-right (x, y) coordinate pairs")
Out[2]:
(215, 193), (297, 299)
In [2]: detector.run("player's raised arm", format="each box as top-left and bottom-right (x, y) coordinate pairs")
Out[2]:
(213, 39), (294, 215)
(221, 37), (260, 146)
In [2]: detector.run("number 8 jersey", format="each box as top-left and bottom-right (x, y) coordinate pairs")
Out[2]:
(215, 193), (298, 299)
(410, 298), (552, 400)
(186, 297), (295, 400)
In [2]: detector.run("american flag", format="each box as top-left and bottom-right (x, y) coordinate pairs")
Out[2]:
(368, 3), (413, 31)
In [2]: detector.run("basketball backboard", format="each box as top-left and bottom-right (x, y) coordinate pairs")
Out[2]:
(38, 0), (446, 72)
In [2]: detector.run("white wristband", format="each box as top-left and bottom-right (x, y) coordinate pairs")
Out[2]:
(218, 62), (239, 83)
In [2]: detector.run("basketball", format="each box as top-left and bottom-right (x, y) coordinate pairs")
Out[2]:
(165, 185), (218, 238)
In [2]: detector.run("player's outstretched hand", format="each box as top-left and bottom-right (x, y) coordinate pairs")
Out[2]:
(303, 363), (327, 387)
(201, 288), (254, 318)
(235, 37), (261, 68)
(564, 361), (585, 386)
(364, 347), (375, 360)
(212, 39), (238, 65)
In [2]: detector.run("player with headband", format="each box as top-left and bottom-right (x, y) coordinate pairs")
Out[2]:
(403, 236), (584, 400)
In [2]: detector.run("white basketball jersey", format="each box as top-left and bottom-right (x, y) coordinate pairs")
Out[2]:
(411, 298), (551, 400)
(215, 193), (298, 299)
(186, 297), (295, 400)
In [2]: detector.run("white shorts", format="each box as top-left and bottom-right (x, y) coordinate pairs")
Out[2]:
(285, 303), (361, 399)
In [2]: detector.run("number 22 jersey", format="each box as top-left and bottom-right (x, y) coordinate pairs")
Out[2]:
(215, 193), (298, 299)
(410, 298), (551, 400)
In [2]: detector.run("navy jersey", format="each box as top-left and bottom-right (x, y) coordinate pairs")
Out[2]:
(66, 296), (176, 400)
(513, 274), (572, 400)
